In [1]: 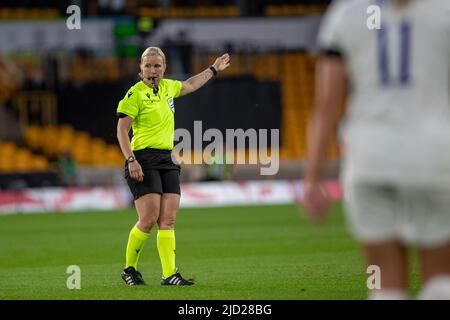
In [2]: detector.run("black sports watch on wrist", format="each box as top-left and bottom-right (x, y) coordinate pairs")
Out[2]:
(209, 66), (217, 76)
(126, 156), (136, 164)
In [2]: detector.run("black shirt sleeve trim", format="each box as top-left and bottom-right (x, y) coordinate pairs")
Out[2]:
(116, 112), (129, 118)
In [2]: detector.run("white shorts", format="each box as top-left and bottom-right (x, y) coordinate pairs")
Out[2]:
(343, 179), (450, 248)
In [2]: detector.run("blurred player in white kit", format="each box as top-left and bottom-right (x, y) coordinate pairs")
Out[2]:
(302, 0), (450, 299)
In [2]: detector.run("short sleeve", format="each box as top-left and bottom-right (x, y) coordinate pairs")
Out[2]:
(317, 0), (348, 54)
(167, 79), (182, 98)
(173, 80), (183, 98)
(117, 88), (139, 118)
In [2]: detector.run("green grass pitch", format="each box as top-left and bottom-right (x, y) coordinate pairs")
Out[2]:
(0, 203), (420, 300)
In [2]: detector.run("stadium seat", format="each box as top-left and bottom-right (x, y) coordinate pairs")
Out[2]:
(32, 155), (50, 172)
(0, 140), (52, 173)
(21, 124), (124, 168)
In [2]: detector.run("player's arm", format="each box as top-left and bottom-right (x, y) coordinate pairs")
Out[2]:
(303, 54), (347, 221)
(117, 116), (144, 182)
(180, 53), (230, 97)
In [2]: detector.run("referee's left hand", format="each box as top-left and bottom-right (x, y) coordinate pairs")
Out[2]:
(129, 160), (144, 182)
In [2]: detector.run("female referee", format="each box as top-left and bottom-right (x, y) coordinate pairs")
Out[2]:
(117, 47), (230, 286)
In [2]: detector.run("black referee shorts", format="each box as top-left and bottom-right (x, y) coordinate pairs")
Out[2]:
(124, 148), (181, 200)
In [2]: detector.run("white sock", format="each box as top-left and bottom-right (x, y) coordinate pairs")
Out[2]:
(417, 276), (450, 300)
(368, 289), (408, 300)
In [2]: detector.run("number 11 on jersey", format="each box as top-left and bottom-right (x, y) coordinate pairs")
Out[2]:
(377, 21), (412, 87)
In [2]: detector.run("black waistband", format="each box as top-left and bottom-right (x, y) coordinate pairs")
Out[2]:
(134, 148), (172, 154)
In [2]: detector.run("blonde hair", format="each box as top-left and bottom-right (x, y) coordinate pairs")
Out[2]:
(141, 47), (166, 65)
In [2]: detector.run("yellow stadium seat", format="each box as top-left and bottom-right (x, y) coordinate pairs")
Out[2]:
(32, 156), (50, 172)
(15, 149), (33, 173)
(0, 141), (16, 155)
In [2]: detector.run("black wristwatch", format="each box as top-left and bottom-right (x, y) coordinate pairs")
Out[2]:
(126, 156), (136, 164)
(209, 66), (217, 76)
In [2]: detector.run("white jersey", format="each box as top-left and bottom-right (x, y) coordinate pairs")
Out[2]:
(318, 0), (450, 187)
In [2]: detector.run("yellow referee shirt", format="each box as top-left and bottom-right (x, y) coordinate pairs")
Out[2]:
(117, 79), (182, 151)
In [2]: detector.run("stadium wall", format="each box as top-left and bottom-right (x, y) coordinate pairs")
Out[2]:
(0, 180), (341, 215)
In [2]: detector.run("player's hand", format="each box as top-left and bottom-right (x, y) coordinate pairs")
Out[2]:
(212, 53), (231, 72)
(129, 161), (144, 182)
(301, 181), (331, 223)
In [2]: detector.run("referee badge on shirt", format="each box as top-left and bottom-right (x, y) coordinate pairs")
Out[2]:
(167, 97), (175, 113)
